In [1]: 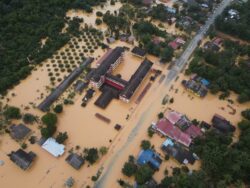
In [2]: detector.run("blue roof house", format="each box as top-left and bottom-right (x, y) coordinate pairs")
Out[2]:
(137, 149), (162, 170)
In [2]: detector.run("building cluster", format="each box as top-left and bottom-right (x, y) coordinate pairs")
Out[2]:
(88, 47), (153, 109)
(161, 138), (198, 165)
(226, 9), (240, 20)
(168, 37), (186, 50)
(203, 37), (223, 52)
(153, 110), (203, 147)
(182, 74), (210, 98)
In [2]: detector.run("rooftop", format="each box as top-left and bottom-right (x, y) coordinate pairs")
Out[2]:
(131, 47), (147, 58)
(66, 153), (84, 170)
(10, 124), (31, 140)
(120, 59), (153, 101)
(41, 138), (65, 157)
(154, 118), (192, 147)
(91, 47), (125, 83)
(9, 149), (36, 170)
(212, 114), (235, 133)
(137, 149), (162, 170)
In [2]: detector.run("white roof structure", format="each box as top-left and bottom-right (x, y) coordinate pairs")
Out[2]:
(41, 138), (65, 157)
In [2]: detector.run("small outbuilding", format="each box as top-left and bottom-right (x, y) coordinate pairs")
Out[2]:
(66, 153), (84, 170)
(131, 47), (147, 58)
(9, 149), (36, 170)
(10, 124), (31, 141)
(41, 138), (65, 157)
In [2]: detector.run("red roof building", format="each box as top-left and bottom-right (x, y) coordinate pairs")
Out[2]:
(165, 111), (183, 125)
(168, 41), (180, 50)
(184, 125), (203, 139)
(212, 37), (223, 47)
(154, 119), (192, 147)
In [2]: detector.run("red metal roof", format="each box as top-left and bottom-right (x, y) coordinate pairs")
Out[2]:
(155, 119), (192, 147)
(184, 125), (202, 139)
(165, 111), (183, 125)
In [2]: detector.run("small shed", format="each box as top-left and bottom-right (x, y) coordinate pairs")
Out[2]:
(114, 124), (122, 131)
(41, 138), (65, 157)
(9, 149), (36, 170)
(131, 47), (147, 58)
(66, 153), (84, 170)
(10, 124), (31, 140)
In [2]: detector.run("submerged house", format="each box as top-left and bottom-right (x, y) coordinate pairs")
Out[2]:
(66, 153), (85, 170)
(10, 124), (31, 141)
(41, 138), (65, 157)
(161, 139), (196, 165)
(137, 149), (162, 170)
(153, 118), (192, 147)
(212, 114), (235, 134)
(131, 47), (147, 58)
(9, 149), (36, 170)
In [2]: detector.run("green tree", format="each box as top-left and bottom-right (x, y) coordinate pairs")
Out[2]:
(135, 165), (154, 185)
(140, 140), (151, 150)
(23, 113), (37, 124)
(241, 109), (250, 121)
(56, 132), (68, 144)
(95, 18), (102, 25)
(3, 106), (21, 119)
(41, 113), (57, 127)
(160, 47), (174, 62)
(53, 104), (63, 113)
(85, 148), (99, 164)
(99, 146), (108, 155)
(122, 161), (137, 177)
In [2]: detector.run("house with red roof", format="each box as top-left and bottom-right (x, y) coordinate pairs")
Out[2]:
(168, 37), (186, 50)
(164, 111), (183, 125)
(153, 118), (192, 147)
(184, 125), (203, 139)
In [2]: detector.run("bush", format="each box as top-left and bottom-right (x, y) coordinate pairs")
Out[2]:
(56, 132), (68, 144)
(147, 127), (154, 138)
(21, 143), (27, 149)
(158, 112), (164, 119)
(23, 113), (37, 124)
(99, 146), (108, 155)
(96, 11), (103, 17)
(53, 104), (63, 113)
(241, 109), (250, 121)
(3, 106), (21, 119)
(95, 18), (102, 25)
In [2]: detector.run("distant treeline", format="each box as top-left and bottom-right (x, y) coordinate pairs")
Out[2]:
(0, 0), (107, 94)
(215, 0), (250, 41)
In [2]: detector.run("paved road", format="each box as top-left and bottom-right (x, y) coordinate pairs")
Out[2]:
(95, 0), (231, 187)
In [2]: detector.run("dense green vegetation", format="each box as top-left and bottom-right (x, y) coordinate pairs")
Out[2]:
(56, 131), (68, 144)
(216, 1), (250, 41)
(133, 21), (174, 62)
(159, 112), (250, 187)
(0, 0), (107, 94)
(41, 112), (57, 138)
(3, 106), (21, 120)
(186, 40), (250, 103)
(85, 148), (99, 164)
(242, 109), (250, 121)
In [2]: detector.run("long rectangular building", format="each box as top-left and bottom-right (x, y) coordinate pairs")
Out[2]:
(90, 47), (125, 88)
(120, 59), (153, 103)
